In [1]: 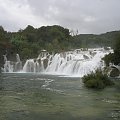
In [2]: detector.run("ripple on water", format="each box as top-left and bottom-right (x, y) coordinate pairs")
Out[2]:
(102, 99), (119, 104)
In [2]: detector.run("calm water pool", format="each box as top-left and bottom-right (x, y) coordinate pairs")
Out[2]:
(0, 73), (120, 120)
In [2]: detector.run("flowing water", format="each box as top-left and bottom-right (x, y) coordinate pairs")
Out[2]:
(1, 48), (120, 120)
(0, 73), (120, 120)
(1, 48), (113, 77)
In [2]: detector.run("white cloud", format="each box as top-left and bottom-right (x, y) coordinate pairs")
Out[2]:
(84, 16), (96, 22)
(0, 0), (51, 31)
(0, 0), (120, 33)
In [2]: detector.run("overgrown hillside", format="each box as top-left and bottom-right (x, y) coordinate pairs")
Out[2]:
(0, 25), (120, 66)
(72, 31), (120, 48)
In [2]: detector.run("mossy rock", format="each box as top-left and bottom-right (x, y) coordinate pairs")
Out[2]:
(110, 68), (120, 77)
(43, 59), (48, 69)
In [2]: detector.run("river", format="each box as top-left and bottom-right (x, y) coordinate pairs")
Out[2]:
(0, 73), (120, 120)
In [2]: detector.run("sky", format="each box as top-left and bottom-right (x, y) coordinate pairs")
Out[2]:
(0, 0), (120, 34)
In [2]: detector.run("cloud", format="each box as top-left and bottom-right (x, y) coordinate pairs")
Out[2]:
(0, 0), (120, 33)
(0, 0), (50, 31)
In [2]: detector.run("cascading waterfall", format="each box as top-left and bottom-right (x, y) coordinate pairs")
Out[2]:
(15, 54), (22, 72)
(45, 49), (106, 77)
(1, 54), (22, 72)
(1, 48), (113, 77)
(2, 55), (14, 72)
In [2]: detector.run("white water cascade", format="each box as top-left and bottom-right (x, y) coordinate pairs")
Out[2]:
(1, 54), (22, 72)
(2, 48), (113, 77)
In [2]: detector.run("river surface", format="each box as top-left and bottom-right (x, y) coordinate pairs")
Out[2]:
(0, 73), (120, 120)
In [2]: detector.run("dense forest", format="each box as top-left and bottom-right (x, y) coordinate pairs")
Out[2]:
(72, 31), (120, 48)
(104, 35), (120, 66)
(0, 25), (120, 67)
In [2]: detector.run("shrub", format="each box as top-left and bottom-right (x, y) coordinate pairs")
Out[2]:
(82, 69), (114, 89)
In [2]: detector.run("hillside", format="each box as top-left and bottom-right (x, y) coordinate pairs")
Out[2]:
(0, 25), (120, 66)
(72, 31), (120, 48)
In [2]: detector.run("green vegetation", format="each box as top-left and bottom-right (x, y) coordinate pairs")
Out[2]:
(0, 26), (11, 67)
(0, 25), (72, 61)
(72, 31), (120, 48)
(103, 35), (120, 66)
(0, 24), (120, 64)
(82, 69), (114, 89)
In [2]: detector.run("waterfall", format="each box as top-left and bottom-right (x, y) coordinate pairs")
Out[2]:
(45, 50), (106, 76)
(2, 54), (22, 72)
(15, 54), (22, 72)
(1, 48), (113, 77)
(2, 55), (14, 72)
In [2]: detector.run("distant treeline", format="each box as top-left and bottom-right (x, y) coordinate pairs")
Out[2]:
(72, 31), (120, 48)
(0, 25), (120, 64)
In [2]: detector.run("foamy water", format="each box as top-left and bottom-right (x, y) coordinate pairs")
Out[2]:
(2, 48), (113, 77)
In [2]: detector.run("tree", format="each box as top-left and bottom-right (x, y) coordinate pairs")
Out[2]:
(104, 34), (120, 65)
(112, 35), (120, 65)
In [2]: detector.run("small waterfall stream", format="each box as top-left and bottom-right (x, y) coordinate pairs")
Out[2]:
(1, 48), (113, 77)
(2, 54), (22, 72)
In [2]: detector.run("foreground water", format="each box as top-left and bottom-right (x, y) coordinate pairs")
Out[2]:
(0, 73), (120, 120)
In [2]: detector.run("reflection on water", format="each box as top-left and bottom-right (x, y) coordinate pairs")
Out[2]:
(0, 73), (120, 120)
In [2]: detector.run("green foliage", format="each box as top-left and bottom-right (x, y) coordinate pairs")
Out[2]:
(103, 53), (114, 66)
(103, 34), (120, 65)
(82, 69), (114, 89)
(72, 31), (120, 48)
(112, 36), (120, 65)
(0, 25), (120, 63)
(11, 34), (27, 48)
(20, 48), (34, 59)
(2, 25), (71, 60)
(0, 26), (10, 47)
(0, 26), (12, 66)
(45, 43), (53, 52)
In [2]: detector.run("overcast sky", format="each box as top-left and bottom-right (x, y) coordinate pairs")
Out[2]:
(0, 0), (120, 34)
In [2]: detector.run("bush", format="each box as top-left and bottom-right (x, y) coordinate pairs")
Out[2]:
(82, 69), (114, 89)
(103, 53), (114, 66)
(103, 35), (120, 66)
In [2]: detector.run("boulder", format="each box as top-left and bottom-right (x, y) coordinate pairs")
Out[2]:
(43, 59), (48, 69)
(110, 68), (120, 77)
(83, 55), (89, 59)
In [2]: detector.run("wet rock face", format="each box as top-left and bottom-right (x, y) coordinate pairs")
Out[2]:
(110, 68), (120, 77)
(43, 59), (48, 69)
(83, 55), (89, 59)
